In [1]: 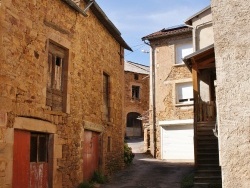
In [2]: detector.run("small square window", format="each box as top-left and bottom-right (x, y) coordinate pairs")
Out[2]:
(176, 82), (194, 104)
(134, 74), (139, 80)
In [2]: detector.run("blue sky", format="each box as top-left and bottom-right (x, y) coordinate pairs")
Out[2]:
(95, 0), (210, 66)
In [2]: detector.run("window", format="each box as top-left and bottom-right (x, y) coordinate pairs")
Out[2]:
(175, 42), (193, 64)
(176, 82), (194, 104)
(103, 73), (110, 121)
(134, 74), (139, 80)
(132, 85), (140, 100)
(46, 42), (68, 112)
(107, 136), (111, 152)
(30, 133), (48, 162)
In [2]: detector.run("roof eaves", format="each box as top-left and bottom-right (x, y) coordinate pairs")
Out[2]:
(183, 44), (214, 70)
(185, 5), (211, 25)
(142, 26), (192, 41)
(61, 0), (132, 51)
(89, 1), (132, 51)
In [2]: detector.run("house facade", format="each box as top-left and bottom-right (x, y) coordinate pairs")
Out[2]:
(211, 0), (250, 187)
(142, 25), (194, 161)
(0, 0), (131, 187)
(184, 6), (222, 187)
(124, 61), (149, 138)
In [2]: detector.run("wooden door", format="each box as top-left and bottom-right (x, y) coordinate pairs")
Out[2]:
(13, 130), (30, 188)
(13, 130), (49, 188)
(29, 134), (49, 188)
(83, 130), (100, 181)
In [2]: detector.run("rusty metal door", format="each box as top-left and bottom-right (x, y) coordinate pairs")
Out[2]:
(13, 130), (30, 188)
(83, 130), (100, 181)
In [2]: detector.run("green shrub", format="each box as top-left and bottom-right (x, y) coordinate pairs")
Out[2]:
(91, 171), (107, 184)
(77, 182), (93, 188)
(124, 142), (135, 165)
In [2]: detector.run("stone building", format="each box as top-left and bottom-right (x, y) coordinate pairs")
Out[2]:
(184, 6), (222, 187)
(142, 25), (194, 161)
(124, 61), (149, 138)
(211, 0), (250, 187)
(184, 2), (250, 187)
(0, 0), (131, 187)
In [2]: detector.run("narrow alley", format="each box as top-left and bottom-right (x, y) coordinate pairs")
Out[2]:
(100, 138), (194, 188)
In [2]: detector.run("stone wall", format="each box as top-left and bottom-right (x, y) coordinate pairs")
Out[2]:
(124, 71), (149, 137)
(211, 0), (250, 187)
(149, 33), (194, 158)
(0, 0), (125, 187)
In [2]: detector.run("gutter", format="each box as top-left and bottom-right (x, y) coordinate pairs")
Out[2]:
(61, 0), (88, 17)
(144, 40), (157, 158)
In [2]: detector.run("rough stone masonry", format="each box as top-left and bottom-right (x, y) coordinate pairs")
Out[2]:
(0, 0), (129, 187)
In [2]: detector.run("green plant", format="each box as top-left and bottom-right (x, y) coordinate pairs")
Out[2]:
(91, 171), (107, 184)
(124, 142), (135, 165)
(77, 182), (93, 188)
(181, 172), (194, 188)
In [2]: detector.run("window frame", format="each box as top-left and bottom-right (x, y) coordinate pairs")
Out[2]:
(103, 72), (111, 122)
(175, 82), (194, 106)
(30, 133), (49, 163)
(46, 41), (69, 112)
(175, 42), (193, 65)
(132, 85), (140, 100)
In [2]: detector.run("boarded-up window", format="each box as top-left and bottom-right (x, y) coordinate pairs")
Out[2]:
(46, 42), (68, 111)
(103, 73), (110, 121)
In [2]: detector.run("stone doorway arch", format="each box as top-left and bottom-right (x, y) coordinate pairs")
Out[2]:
(126, 112), (142, 137)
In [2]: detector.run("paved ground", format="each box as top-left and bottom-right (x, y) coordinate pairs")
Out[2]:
(100, 138), (194, 188)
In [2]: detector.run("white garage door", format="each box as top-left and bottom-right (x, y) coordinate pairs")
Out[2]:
(161, 124), (194, 161)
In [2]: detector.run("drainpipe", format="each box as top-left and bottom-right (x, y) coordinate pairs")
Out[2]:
(144, 40), (157, 158)
(186, 21), (212, 51)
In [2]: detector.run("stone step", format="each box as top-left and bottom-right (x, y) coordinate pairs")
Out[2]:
(196, 139), (218, 145)
(197, 159), (219, 165)
(197, 135), (218, 140)
(194, 182), (222, 188)
(197, 147), (219, 153)
(196, 164), (221, 170)
(196, 131), (215, 136)
(194, 176), (222, 184)
(195, 169), (221, 176)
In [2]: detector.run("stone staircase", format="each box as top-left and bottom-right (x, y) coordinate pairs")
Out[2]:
(194, 122), (222, 188)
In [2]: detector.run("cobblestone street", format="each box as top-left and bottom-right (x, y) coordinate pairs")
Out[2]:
(100, 138), (194, 188)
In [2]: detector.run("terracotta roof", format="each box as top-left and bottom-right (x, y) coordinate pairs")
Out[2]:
(124, 61), (150, 74)
(142, 24), (192, 41)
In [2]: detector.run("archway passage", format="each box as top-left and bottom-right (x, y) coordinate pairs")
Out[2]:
(126, 112), (142, 137)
